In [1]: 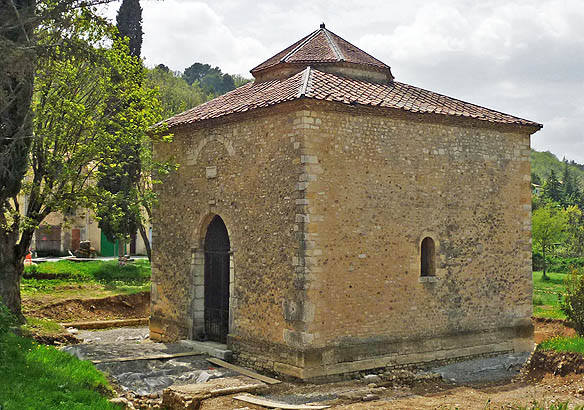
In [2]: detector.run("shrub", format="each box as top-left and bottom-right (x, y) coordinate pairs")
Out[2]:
(560, 268), (584, 335)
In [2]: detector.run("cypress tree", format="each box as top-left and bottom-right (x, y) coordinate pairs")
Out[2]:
(116, 0), (143, 58)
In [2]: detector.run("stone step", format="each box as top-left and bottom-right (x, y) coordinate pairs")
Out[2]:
(179, 339), (232, 360)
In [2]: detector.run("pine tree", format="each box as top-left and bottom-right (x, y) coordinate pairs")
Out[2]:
(116, 0), (142, 57)
(543, 169), (563, 203)
(562, 161), (575, 199)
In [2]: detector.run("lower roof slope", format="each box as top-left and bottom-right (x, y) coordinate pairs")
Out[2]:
(163, 66), (542, 130)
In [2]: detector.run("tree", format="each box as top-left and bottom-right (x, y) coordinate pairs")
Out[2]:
(0, 4), (160, 320)
(532, 204), (568, 280)
(183, 63), (219, 86)
(95, 56), (170, 262)
(542, 169), (563, 203)
(562, 161), (575, 198)
(146, 65), (207, 118)
(560, 269), (584, 336)
(155, 63), (170, 73)
(233, 74), (252, 88)
(116, 0), (142, 58)
(0, 0), (36, 321)
(565, 205), (584, 257)
(97, 0), (144, 257)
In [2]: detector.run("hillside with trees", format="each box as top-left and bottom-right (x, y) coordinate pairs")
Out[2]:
(531, 149), (584, 279)
(147, 62), (252, 119)
(531, 149), (584, 185)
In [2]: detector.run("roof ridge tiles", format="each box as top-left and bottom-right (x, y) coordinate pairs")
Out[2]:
(322, 28), (345, 61)
(281, 29), (320, 63)
(297, 66), (312, 98)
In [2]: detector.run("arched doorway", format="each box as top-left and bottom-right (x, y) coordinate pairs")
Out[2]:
(204, 216), (230, 342)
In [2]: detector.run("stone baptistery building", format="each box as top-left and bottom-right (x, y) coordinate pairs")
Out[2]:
(150, 25), (542, 379)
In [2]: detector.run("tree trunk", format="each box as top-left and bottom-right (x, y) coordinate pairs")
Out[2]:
(0, 229), (25, 323)
(118, 239), (125, 257)
(138, 222), (151, 262)
(542, 245), (549, 281)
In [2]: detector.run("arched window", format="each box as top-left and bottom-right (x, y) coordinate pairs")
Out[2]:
(420, 237), (436, 277)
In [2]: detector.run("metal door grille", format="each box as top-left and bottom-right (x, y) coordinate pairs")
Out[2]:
(204, 216), (230, 343)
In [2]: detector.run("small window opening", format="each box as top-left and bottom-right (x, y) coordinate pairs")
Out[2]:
(421, 237), (436, 277)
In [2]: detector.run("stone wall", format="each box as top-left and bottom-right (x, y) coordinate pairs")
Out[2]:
(284, 103), (533, 378)
(150, 106), (304, 344)
(152, 99), (536, 379)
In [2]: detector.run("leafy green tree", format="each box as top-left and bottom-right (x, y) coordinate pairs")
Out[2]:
(0, 0), (120, 320)
(155, 63), (170, 73)
(146, 65), (207, 118)
(532, 204), (569, 280)
(0, 5), (162, 319)
(560, 269), (584, 336)
(233, 74), (252, 88)
(183, 62), (220, 86)
(531, 172), (542, 185)
(116, 0), (142, 58)
(565, 205), (584, 257)
(182, 62), (241, 95)
(95, 57), (170, 261)
(542, 169), (563, 203)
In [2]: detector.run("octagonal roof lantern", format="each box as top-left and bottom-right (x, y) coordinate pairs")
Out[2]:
(251, 24), (394, 84)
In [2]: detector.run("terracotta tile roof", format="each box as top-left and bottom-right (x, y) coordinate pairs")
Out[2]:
(251, 26), (389, 75)
(163, 67), (542, 129)
(163, 71), (305, 128)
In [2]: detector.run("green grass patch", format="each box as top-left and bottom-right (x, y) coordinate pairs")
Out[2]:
(0, 332), (120, 409)
(539, 335), (584, 354)
(515, 401), (583, 410)
(21, 260), (151, 303)
(533, 271), (567, 319)
(25, 259), (151, 281)
(23, 317), (64, 335)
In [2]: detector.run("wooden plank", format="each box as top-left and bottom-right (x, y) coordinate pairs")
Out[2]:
(233, 394), (330, 409)
(60, 318), (148, 329)
(92, 351), (202, 364)
(206, 358), (281, 385)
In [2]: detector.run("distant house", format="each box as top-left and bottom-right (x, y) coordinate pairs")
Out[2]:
(151, 25), (542, 379)
(20, 194), (151, 257)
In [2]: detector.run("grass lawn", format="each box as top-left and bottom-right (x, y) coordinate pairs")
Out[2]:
(0, 332), (120, 409)
(539, 335), (584, 354)
(533, 271), (567, 319)
(21, 260), (151, 306)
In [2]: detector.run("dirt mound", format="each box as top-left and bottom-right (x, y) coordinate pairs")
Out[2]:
(528, 349), (584, 376)
(26, 292), (150, 322)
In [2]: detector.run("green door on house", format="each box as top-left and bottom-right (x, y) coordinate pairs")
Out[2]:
(100, 232), (119, 257)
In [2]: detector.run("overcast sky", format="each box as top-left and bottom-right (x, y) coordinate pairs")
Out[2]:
(100, 0), (584, 163)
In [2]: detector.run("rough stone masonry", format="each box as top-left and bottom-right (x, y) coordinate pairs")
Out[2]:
(150, 24), (542, 380)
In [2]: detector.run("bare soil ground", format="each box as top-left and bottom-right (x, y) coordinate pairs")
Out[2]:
(534, 317), (577, 344)
(23, 291), (150, 322)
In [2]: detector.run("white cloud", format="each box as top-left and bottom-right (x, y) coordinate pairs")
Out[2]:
(98, 0), (584, 163)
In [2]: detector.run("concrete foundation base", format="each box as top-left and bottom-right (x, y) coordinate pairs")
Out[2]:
(179, 340), (233, 360)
